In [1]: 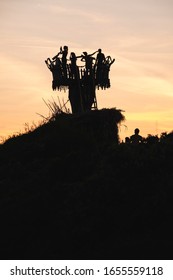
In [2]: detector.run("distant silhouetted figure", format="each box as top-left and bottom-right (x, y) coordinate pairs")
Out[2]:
(61, 45), (68, 79)
(81, 51), (97, 73)
(61, 46), (68, 64)
(45, 57), (62, 90)
(96, 48), (105, 67)
(95, 49), (105, 82)
(130, 128), (143, 144)
(70, 52), (77, 65)
(52, 46), (68, 79)
(125, 137), (130, 143)
(69, 52), (82, 79)
(69, 52), (77, 78)
(52, 46), (68, 62)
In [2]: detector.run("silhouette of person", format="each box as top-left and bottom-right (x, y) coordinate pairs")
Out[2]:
(52, 46), (68, 62)
(96, 49), (105, 67)
(69, 52), (82, 78)
(81, 51), (97, 73)
(70, 52), (77, 65)
(105, 56), (115, 67)
(52, 46), (68, 79)
(69, 52), (77, 78)
(60, 45), (68, 65)
(45, 57), (62, 90)
(60, 45), (68, 79)
(95, 49), (106, 83)
(130, 128), (143, 144)
(125, 137), (130, 143)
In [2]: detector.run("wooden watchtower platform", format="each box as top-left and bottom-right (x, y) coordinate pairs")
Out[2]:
(45, 46), (115, 114)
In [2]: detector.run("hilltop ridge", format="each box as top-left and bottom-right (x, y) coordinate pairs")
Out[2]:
(0, 108), (173, 260)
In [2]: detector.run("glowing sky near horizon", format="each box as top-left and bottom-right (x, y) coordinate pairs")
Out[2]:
(0, 0), (173, 141)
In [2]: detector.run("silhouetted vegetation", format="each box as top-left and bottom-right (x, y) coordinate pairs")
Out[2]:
(0, 109), (173, 260)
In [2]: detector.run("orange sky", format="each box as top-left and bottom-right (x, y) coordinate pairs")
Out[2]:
(0, 0), (173, 142)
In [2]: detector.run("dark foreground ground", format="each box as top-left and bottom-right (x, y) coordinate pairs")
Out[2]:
(0, 110), (173, 259)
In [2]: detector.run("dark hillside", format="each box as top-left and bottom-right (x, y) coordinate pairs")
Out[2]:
(0, 109), (173, 260)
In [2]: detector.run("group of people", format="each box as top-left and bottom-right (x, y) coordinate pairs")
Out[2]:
(45, 45), (115, 88)
(51, 46), (106, 73)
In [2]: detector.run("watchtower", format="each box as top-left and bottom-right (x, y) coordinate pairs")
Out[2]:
(45, 46), (115, 114)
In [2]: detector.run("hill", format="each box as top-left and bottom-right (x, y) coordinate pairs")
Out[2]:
(0, 108), (173, 260)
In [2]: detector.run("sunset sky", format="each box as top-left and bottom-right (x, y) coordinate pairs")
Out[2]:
(0, 0), (173, 141)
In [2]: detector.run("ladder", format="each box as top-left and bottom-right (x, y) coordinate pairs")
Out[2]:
(91, 96), (98, 110)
